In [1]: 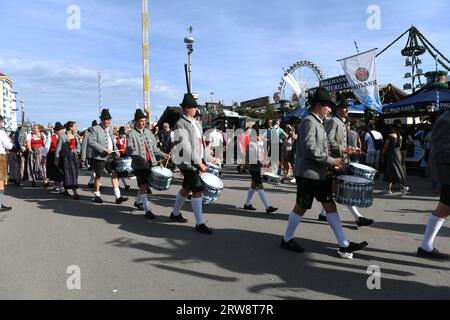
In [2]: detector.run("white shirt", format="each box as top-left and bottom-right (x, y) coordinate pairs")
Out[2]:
(0, 130), (13, 155)
(106, 128), (113, 151)
(365, 130), (383, 152)
(190, 118), (204, 159)
(209, 129), (223, 148)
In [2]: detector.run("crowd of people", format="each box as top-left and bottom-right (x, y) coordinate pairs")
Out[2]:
(0, 89), (448, 260)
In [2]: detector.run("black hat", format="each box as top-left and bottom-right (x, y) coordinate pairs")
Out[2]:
(54, 122), (64, 131)
(91, 120), (98, 127)
(180, 93), (198, 108)
(309, 88), (335, 108)
(134, 109), (147, 121)
(100, 109), (112, 120)
(118, 126), (126, 135)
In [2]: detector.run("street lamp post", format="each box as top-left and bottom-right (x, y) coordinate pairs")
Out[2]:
(184, 26), (194, 93)
(20, 100), (25, 125)
(210, 92), (214, 103)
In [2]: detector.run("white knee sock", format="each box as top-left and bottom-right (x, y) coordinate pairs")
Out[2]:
(283, 212), (302, 242)
(348, 206), (363, 219)
(172, 193), (187, 216)
(257, 189), (270, 209)
(114, 187), (121, 199)
(140, 194), (150, 212)
(136, 190), (142, 204)
(120, 177), (128, 187)
(94, 191), (101, 197)
(327, 212), (350, 248)
(245, 189), (256, 206)
(0, 191), (4, 206)
(191, 197), (204, 225)
(320, 208), (327, 217)
(420, 214), (446, 252)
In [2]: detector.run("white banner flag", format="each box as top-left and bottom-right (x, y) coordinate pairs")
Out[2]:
(339, 49), (382, 112)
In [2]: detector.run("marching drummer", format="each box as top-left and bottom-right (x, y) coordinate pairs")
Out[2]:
(243, 126), (278, 214)
(126, 109), (169, 219)
(318, 96), (374, 227)
(280, 88), (368, 258)
(88, 109), (128, 205)
(116, 126), (131, 191)
(169, 93), (212, 234)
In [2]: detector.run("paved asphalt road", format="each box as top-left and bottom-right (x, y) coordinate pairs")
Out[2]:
(0, 166), (449, 300)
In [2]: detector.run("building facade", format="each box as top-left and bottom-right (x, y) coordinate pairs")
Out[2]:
(0, 72), (18, 131)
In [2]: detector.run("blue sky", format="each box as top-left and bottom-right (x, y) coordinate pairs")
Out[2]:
(0, 0), (449, 128)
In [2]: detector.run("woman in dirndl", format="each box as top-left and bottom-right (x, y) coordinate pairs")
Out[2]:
(44, 122), (65, 193)
(55, 122), (81, 200)
(7, 132), (22, 186)
(27, 124), (49, 187)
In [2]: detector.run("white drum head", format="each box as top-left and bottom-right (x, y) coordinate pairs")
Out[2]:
(201, 173), (224, 189)
(350, 163), (376, 172)
(338, 175), (372, 184)
(152, 166), (173, 178)
(263, 172), (281, 178)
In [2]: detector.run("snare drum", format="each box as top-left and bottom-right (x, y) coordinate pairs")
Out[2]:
(149, 167), (173, 191)
(348, 163), (377, 180)
(262, 172), (282, 185)
(206, 163), (222, 176)
(201, 173), (224, 204)
(335, 175), (374, 208)
(114, 157), (133, 177)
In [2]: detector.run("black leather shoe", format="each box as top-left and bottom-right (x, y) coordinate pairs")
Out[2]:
(115, 197), (129, 204)
(134, 202), (144, 211)
(318, 214), (328, 222)
(0, 205), (12, 212)
(195, 224), (212, 235)
(356, 217), (374, 227)
(339, 241), (368, 254)
(170, 212), (188, 223)
(87, 183), (94, 188)
(281, 238), (305, 253)
(125, 185), (131, 191)
(417, 247), (449, 260)
(266, 206), (278, 214)
(145, 211), (156, 220)
(244, 204), (257, 211)
(94, 196), (103, 204)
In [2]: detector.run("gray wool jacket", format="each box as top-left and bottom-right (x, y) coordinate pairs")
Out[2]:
(81, 128), (93, 161)
(431, 110), (450, 185)
(55, 132), (81, 160)
(87, 124), (118, 161)
(326, 114), (348, 160)
(295, 113), (337, 180)
(126, 126), (165, 170)
(172, 115), (205, 172)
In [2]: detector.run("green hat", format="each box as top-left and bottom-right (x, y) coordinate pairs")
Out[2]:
(180, 93), (198, 108)
(309, 87), (335, 108)
(118, 126), (126, 134)
(100, 109), (112, 120)
(54, 122), (64, 131)
(336, 95), (349, 108)
(134, 109), (147, 121)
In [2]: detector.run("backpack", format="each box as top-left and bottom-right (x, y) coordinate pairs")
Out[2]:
(369, 131), (384, 151)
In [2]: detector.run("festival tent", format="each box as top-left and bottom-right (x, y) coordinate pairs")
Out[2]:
(382, 88), (450, 117)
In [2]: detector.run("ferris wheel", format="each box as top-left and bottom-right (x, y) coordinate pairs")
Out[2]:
(274, 60), (325, 105)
